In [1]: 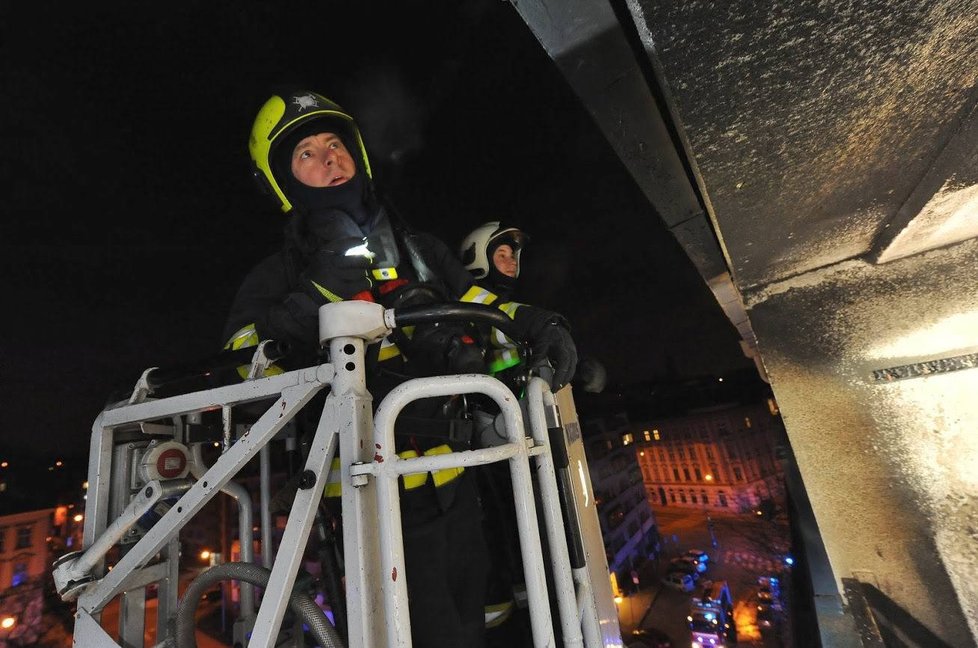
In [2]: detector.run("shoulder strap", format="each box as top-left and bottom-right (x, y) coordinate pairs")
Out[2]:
(383, 200), (441, 285)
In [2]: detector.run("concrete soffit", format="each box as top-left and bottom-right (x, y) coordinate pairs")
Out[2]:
(509, 0), (767, 378)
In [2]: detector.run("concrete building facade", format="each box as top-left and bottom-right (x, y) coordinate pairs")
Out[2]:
(0, 508), (54, 645)
(581, 412), (660, 591)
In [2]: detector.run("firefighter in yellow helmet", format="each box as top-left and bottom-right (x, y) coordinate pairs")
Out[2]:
(222, 89), (578, 647)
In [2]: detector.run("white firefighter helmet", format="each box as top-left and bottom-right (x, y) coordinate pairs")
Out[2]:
(459, 221), (528, 280)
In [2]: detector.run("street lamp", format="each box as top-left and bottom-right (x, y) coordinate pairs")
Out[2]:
(1, 616), (15, 630)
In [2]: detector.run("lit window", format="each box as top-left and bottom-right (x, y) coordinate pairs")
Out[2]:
(643, 430), (651, 441)
(744, 417), (752, 428)
(11, 563), (27, 587)
(653, 429), (661, 441)
(622, 433), (634, 446)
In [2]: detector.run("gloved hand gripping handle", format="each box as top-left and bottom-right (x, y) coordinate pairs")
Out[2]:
(390, 302), (577, 388)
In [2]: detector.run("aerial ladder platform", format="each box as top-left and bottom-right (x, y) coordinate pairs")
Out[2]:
(53, 300), (625, 648)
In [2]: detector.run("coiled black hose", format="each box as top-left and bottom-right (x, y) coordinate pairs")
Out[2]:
(173, 562), (343, 648)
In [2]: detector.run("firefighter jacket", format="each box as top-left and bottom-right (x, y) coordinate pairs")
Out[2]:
(222, 211), (473, 370)
(221, 209), (534, 497)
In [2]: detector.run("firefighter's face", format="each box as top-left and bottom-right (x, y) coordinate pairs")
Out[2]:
(290, 132), (357, 188)
(492, 244), (518, 278)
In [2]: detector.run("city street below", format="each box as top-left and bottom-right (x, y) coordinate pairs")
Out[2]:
(621, 505), (792, 648)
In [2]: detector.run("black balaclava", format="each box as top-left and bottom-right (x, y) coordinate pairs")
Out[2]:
(484, 236), (519, 299)
(273, 117), (379, 232)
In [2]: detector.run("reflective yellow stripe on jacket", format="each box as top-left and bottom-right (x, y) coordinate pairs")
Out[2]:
(323, 444), (463, 497)
(223, 323), (285, 379)
(459, 285), (499, 306)
(460, 291), (524, 374)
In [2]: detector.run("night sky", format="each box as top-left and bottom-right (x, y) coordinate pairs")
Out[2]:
(1, 1), (751, 458)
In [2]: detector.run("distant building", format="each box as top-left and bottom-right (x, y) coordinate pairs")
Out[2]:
(0, 508), (54, 644)
(581, 412), (660, 591)
(635, 398), (786, 514)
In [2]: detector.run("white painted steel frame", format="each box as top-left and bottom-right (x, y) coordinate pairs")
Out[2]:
(248, 338), (367, 646)
(372, 374), (557, 647)
(526, 377), (586, 648)
(551, 387), (622, 645)
(69, 298), (621, 647)
(74, 365), (333, 646)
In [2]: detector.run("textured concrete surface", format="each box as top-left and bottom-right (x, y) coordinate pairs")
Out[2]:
(629, 0), (978, 289)
(746, 237), (978, 647)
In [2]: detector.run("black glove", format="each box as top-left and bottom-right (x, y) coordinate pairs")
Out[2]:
(573, 356), (608, 393)
(512, 305), (578, 389)
(300, 242), (373, 304)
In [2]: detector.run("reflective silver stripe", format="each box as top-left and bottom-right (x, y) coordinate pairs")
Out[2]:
(492, 302), (522, 348)
(484, 600), (514, 628)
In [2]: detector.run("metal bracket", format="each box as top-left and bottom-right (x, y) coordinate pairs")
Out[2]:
(246, 340), (278, 381)
(543, 401), (561, 429)
(128, 367), (158, 405)
(350, 461), (372, 487)
(54, 480), (169, 600)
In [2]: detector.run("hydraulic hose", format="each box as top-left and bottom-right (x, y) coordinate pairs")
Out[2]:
(392, 302), (524, 342)
(173, 562), (344, 648)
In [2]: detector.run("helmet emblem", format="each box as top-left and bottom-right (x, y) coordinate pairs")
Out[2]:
(293, 94), (320, 111)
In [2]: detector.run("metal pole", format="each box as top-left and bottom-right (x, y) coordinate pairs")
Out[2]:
(372, 374), (556, 648)
(260, 445), (273, 568)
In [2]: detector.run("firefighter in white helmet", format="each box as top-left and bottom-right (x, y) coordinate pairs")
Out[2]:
(460, 221), (535, 642)
(459, 222), (531, 377)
